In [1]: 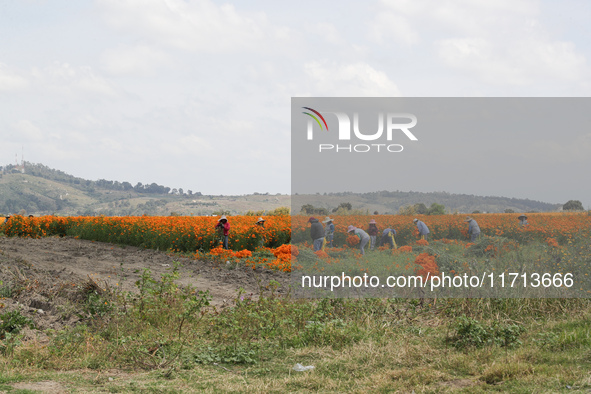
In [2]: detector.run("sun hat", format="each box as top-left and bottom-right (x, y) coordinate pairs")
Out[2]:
(322, 217), (334, 223)
(218, 215), (227, 222)
(347, 225), (356, 232)
(518, 215), (527, 220)
(464, 217), (473, 222)
(256, 217), (265, 223)
(413, 218), (418, 223)
(369, 219), (377, 224)
(308, 217), (317, 223)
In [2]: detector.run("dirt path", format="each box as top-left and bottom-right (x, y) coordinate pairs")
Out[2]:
(0, 236), (289, 333)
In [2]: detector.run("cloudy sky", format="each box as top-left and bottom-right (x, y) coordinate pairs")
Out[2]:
(1, 0), (590, 204)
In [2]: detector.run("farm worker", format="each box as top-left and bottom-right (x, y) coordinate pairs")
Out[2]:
(3, 215), (10, 224)
(367, 219), (379, 250)
(413, 218), (430, 240)
(215, 215), (231, 250)
(347, 225), (370, 255)
(465, 217), (480, 242)
(255, 217), (266, 246)
(518, 215), (528, 226)
(309, 217), (324, 252)
(322, 217), (335, 249)
(380, 228), (397, 249)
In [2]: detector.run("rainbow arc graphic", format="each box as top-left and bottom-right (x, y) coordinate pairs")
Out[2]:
(302, 107), (329, 131)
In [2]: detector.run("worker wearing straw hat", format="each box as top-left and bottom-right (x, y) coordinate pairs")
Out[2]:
(255, 217), (266, 228)
(413, 218), (430, 240)
(348, 225), (370, 255)
(368, 219), (379, 250)
(215, 215), (231, 249)
(465, 216), (480, 242)
(322, 217), (335, 249)
(518, 215), (528, 227)
(255, 217), (266, 246)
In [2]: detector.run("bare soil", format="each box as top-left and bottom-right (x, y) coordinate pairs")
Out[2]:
(0, 236), (289, 335)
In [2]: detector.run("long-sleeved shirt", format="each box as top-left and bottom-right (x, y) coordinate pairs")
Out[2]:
(310, 219), (324, 239)
(352, 228), (370, 240)
(416, 220), (429, 235)
(215, 221), (230, 236)
(468, 220), (480, 235)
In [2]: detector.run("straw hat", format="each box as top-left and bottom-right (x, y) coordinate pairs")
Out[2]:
(322, 217), (334, 223)
(256, 217), (265, 223)
(347, 225), (356, 232)
(518, 215), (527, 220)
(369, 219), (377, 224)
(413, 218), (418, 223)
(464, 217), (473, 222)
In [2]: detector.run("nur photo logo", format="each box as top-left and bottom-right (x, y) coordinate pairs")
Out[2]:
(302, 106), (419, 153)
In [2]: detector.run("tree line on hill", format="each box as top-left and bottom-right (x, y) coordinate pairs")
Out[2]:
(300, 200), (586, 216)
(10, 162), (201, 196)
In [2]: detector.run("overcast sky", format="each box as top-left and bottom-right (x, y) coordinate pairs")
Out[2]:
(1, 0), (590, 204)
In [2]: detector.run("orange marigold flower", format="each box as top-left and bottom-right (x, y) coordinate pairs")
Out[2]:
(346, 235), (360, 246)
(397, 245), (412, 253)
(546, 237), (559, 248)
(314, 250), (329, 258)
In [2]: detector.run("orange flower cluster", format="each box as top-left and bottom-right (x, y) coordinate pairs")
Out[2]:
(314, 250), (329, 258)
(271, 244), (293, 265)
(546, 237), (559, 248)
(346, 235), (360, 246)
(416, 239), (429, 246)
(414, 253), (440, 280)
(291, 212), (591, 246)
(397, 245), (413, 253)
(4, 214), (291, 253)
(209, 247), (253, 259)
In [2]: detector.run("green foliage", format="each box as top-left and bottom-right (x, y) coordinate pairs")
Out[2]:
(464, 235), (514, 258)
(0, 281), (13, 298)
(0, 310), (34, 340)
(448, 315), (525, 350)
(398, 202), (446, 216)
(427, 202), (446, 215)
(300, 204), (328, 216)
(332, 202), (352, 212)
(267, 206), (290, 216)
(563, 200), (584, 211)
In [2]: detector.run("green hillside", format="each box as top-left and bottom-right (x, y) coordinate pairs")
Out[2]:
(0, 162), (563, 216)
(293, 190), (563, 215)
(0, 163), (289, 216)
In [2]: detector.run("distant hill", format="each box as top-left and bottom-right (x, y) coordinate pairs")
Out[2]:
(0, 163), (561, 216)
(293, 190), (562, 215)
(0, 162), (289, 216)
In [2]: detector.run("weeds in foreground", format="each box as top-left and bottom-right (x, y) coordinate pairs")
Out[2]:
(0, 266), (590, 392)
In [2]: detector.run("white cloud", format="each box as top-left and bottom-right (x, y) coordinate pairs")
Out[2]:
(101, 44), (172, 75)
(372, 0), (589, 86)
(0, 63), (29, 92)
(10, 120), (43, 142)
(96, 0), (285, 53)
(436, 37), (587, 85)
(302, 62), (401, 96)
(30, 62), (121, 97)
(369, 13), (419, 46)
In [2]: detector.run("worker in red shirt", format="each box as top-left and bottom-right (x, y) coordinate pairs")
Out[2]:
(215, 215), (231, 249)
